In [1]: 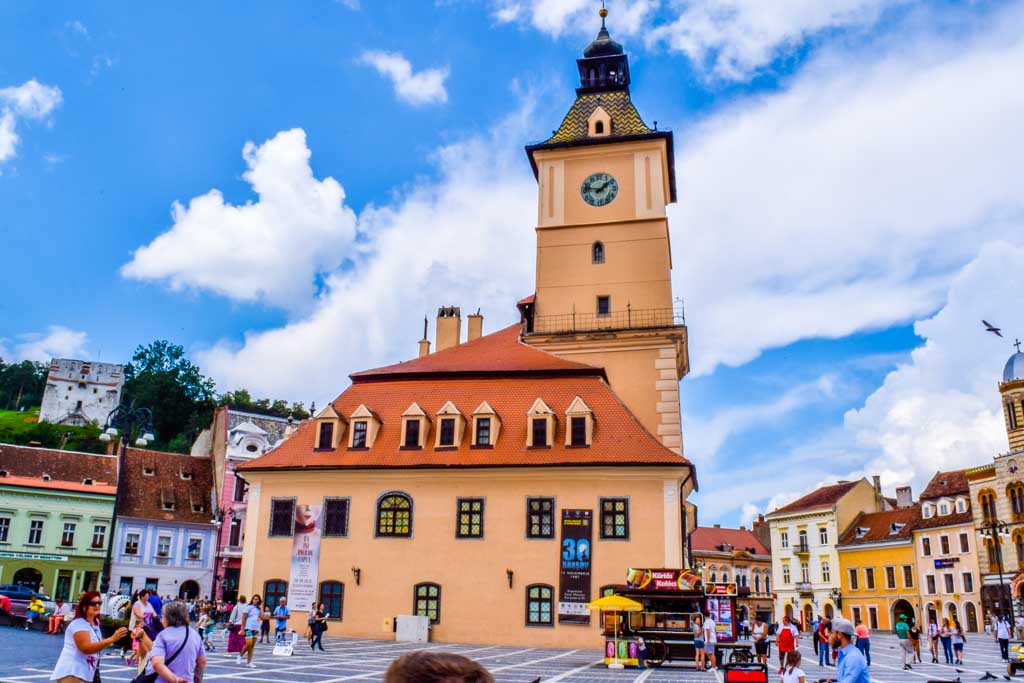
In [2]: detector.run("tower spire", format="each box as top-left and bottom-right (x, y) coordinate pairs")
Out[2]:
(600, 1), (607, 29)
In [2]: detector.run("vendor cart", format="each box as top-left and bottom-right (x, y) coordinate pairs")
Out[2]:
(599, 568), (740, 668)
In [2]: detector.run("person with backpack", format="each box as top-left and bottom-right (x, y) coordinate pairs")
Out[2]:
(776, 615), (799, 674)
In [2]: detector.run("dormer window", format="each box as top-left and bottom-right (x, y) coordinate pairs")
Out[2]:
(939, 502), (949, 515)
(82, 478), (94, 486)
(143, 466), (155, 476)
(532, 419), (548, 447)
(923, 504), (933, 518)
(439, 419), (455, 446)
(401, 403), (429, 450)
(587, 106), (612, 138)
(352, 421), (368, 448)
(471, 401), (500, 448)
(404, 419), (421, 448)
(889, 523), (905, 535)
(314, 404), (344, 450)
(42, 473), (51, 482)
(855, 526), (869, 538)
(180, 469), (193, 481)
(347, 404), (380, 449)
(318, 422), (334, 449)
(434, 402), (464, 449)
(956, 497), (967, 513)
(565, 397), (594, 447)
(527, 399), (555, 448)
(475, 418), (491, 445)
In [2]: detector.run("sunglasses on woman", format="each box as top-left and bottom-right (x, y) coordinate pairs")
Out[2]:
(88, 601), (102, 606)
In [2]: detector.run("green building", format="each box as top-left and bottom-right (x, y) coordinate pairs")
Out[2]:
(0, 444), (117, 599)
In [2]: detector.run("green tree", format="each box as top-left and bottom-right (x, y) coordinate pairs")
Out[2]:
(123, 341), (216, 453)
(0, 359), (48, 411)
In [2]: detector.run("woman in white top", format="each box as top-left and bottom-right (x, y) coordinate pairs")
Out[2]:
(50, 591), (128, 683)
(781, 649), (805, 683)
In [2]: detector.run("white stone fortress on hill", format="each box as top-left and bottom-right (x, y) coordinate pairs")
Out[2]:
(39, 358), (124, 426)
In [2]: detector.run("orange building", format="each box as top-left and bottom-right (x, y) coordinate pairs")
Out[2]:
(236, 14), (697, 647)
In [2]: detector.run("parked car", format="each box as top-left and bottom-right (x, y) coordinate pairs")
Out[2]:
(0, 584), (56, 623)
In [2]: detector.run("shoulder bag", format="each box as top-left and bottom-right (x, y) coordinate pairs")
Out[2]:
(130, 630), (191, 683)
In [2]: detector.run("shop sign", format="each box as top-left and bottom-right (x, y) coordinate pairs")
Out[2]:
(704, 582), (738, 596)
(706, 597), (735, 642)
(626, 568), (701, 592)
(558, 509), (592, 624)
(0, 551), (67, 561)
(934, 558), (959, 569)
(286, 504), (323, 613)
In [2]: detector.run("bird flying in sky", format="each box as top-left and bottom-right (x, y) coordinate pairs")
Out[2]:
(983, 320), (1003, 337)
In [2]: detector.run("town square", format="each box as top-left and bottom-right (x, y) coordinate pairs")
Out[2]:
(2, 1), (1024, 682)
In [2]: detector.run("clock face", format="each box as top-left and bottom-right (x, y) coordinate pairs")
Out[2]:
(580, 172), (619, 207)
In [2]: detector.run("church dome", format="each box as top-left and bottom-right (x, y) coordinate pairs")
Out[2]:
(1004, 352), (1024, 383)
(583, 26), (623, 58)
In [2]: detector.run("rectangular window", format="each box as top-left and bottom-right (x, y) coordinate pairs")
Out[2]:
(414, 583), (441, 624)
(940, 535), (950, 554)
(156, 535), (171, 557)
(851, 606), (862, 625)
(1010, 403), (1020, 430)
(526, 584), (554, 626)
(868, 606), (878, 630)
(864, 567), (875, 590)
(944, 574), (955, 593)
(229, 518), (243, 547)
(848, 568), (859, 590)
(439, 418), (456, 447)
(600, 498), (629, 539)
(821, 561), (830, 582)
(819, 527), (828, 545)
(317, 422), (334, 449)
(456, 498), (484, 539)
(780, 531), (789, 548)
(570, 416), (587, 446)
(269, 498), (296, 537)
(782, 563), (791, 584)
(145, 578), (159, 592)
(0, 517), (10, 542)
(596, 295), (610, 316)
(28, 520), (43, 545)
(902, 565), (914, 588)
(233, 478), (247, 503)
(61, 522), (76, 547)
(531, 418), (548, 447)
(352, 421), (368, 448)
(403, 419), (420, 448)
(124, 532), (140, 555)
(926, 575), (936, 594)
(119, 577), (133, 595)
(959, 532), (970, 553)
(526, 497), (555, 539)
(187, 537), (201, 560)
(922, 537), (932, 556)
(963, 572), (974, 592)
(885, 566), (896, 589)
(800, 562), (809, 582)
(475, 417), (491, 446)
(324, 498), (350, 537)
(91, 525), (106, 549)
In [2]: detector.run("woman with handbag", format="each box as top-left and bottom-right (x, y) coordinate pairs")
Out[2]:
(131, 601), (205, 683)
(311, 603), (328, 652)
(50, 591), (128, 683)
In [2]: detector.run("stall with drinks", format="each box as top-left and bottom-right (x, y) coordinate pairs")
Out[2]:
(598, 568), (739, 668)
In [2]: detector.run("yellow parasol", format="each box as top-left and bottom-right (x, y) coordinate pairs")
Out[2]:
(589, 595), (644, 669)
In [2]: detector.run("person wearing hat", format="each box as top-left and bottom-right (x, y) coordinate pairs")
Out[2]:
(895, 614), (913, 670)
(828, 618), (869, 683)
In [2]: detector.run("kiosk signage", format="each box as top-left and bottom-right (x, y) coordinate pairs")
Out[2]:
(558, 509), (592, 624)
(626, 568), (701, 592)
(286, 504), (323, 613)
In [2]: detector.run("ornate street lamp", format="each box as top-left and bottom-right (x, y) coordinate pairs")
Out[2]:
(829, 587), (842, 610)
(978, 519), (1015, 625)
(98, 400), (155, 594)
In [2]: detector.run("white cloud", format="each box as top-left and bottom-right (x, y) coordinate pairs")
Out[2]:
(492, 0), (656, 38)
(67, 20), (89, 38)
(359, 51), (449, 106)
(0, 79), (63, 165)
(0, 326), (89, 363)
(121, 128), (358, 312)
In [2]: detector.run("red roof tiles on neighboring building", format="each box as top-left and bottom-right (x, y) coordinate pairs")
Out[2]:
(770, 480), (862, 516)
(691, 526), (770, 556)
(0, 474), (116, 495)
(118, 449), (215, 524)
(920, 469), (970, 500)
(0, 443), (117, 486)
(838, 506), (922, 545)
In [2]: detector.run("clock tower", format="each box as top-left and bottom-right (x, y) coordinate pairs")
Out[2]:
(521, 8), (688, 454)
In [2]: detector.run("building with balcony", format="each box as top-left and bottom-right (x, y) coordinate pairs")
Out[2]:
(691, 524), (773, 623)
(0, 445), (115, 598)
(767, 478), (885, 627)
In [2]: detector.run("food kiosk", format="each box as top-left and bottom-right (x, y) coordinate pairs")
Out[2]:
(600, 568), (739, 668)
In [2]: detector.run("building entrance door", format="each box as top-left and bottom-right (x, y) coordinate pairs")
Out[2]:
(55, 570), (73, 601)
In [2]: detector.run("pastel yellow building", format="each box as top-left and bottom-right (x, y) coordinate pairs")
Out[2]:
(837, 503), (921, 631)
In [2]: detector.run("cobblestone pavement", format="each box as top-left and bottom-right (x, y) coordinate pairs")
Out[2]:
(0, 628), (1016, 683)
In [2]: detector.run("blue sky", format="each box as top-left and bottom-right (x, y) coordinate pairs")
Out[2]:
(3, 0), (1024, 526)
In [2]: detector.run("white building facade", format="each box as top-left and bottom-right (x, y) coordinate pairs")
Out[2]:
(39, 359), (124, 426)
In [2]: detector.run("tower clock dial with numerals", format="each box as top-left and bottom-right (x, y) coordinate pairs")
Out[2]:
(580, 172), (619, 207)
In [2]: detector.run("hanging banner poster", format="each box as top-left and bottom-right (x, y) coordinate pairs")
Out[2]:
(558, 509), (592, 625)
(286, 504), (323, 613)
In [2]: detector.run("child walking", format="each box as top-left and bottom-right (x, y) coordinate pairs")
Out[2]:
(782, 650), (806, 683)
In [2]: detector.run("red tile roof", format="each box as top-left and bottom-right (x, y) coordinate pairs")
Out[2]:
(351, 325), (602, 380)
(769, 480), (863, 516)
(691, 526), (770, 555)
(838, 506), (922, 545)
(240, 374), (689, 471)
(914, 509), (974, 530)
(920, 469), (970, 500)
(0, 443), (117, 487)
(0, 474), (115, 495)
(119, 449), (215, 524)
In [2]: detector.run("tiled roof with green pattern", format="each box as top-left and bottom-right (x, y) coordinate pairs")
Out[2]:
(545, 90), (651, 144)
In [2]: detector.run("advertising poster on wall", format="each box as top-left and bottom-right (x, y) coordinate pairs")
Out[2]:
(558, 509), (592, 625)
(705, 596), (736, 642)
(286, 504), (323, 613)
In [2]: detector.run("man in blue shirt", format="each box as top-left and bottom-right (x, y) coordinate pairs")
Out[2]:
(273, 597), (291, 641)
(830, 618), (870, 683)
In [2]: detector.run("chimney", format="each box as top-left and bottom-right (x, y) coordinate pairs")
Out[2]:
(467, 309), (484, 342)
(872, 474), (884, 510)
(739, 525), (747, 531)
(435, 306), (462, 352)
(713, 523), (720, 528)
(418, 316), (431, 358)
(896, 486), (913, 509)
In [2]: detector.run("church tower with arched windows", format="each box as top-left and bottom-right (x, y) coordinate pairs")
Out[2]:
(519, 7), (688, 455)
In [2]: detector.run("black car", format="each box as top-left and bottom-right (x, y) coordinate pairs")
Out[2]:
(0, 584), (55, 622)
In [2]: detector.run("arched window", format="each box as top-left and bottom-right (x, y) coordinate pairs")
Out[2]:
(765, 576), (771, 593)
(594, 120), (604, 135)
(264, 579), (288, 608)
(413, 582), (441, 624)
(376, 492), (413, 537)
(709, 571), (717, 583)
(754, 574), (761, 594)
(980, 490), (997, 521)
(1010, 484), (1024, 516)
(721, 570), (730, 582)
(1014, 532), (1024, 564)
(798, 529), (808, 550)
(319, 581), (344, 620)
(525, 584), (554, 626)
(592, 242), (605, 264)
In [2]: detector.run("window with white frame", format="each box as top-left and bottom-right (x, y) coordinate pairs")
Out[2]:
(782, 563), (791, 584)
(780, 531), (789, 548)
(0, 516), (10, 543)
(156, 535), (171, 558)
(124, 532), (140, 555)
(819, 527), (828, 545)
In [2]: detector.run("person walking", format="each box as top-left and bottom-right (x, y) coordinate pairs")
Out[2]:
(135, 601), (206, 683)
(693, 614), (706, 671)
(940, 618), (954, 664)
(853, 620), (870, 666)
(811, 615), (821, 657)
(47, 599), (71, 634)
(273, 598), (290, 642)
(776, 615), (799, 674)
(311, 602), (328, 652)
(752, 615), (770, 665)
(703, 610), (718, 671)
(895, 614), (914, 670)
(817, 617), (832, 667)
(236, 598), (261, 668)
(997, 613), (1012, 661)
(829, 618), (870, 683)
(49, 591), (128, 683)
(910, 621), (922, 663)
(928, 618), (940, 663)
(251, 596), (269, 644)
(782, 650), (806, 683)
(951, 618), (966, 666)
